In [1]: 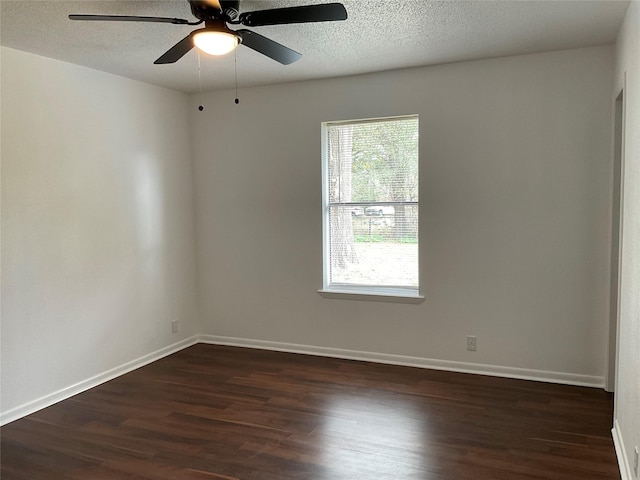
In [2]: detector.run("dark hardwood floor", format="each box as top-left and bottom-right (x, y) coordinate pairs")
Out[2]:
(1, 344), (619, 479)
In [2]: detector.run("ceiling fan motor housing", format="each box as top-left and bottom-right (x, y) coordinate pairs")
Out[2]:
(189, 0), (239, 21)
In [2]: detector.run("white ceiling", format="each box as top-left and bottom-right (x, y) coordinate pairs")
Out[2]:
(0, 0), (630, 93)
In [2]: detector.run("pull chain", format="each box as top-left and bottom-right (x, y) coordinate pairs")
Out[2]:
(234, 48), (239, 105)
(197, 50), (204, 111)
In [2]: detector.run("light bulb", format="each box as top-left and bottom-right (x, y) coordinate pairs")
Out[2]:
(193, 30), (239, 56)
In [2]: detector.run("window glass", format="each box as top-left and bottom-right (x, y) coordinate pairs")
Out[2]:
(323, 116), (419, 296)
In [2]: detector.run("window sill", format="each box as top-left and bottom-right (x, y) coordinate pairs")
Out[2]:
(317, 289), (425, 304)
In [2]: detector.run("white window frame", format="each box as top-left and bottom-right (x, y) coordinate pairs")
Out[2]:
(319, 115), (423, 302)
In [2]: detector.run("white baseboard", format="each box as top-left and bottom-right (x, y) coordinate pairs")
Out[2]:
(613, 419), (633, 480)
(0, 336), (199, 426)
(1, 334), (606, 427)
(199, 335), (605, 388)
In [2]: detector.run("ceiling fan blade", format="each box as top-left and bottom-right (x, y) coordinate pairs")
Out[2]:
(69, 14), (190, 25)
(239, 3), (347, 27)
(154, 34), (194, 64)
(237, 29), (301, 65)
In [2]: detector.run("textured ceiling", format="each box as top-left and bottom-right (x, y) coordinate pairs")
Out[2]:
(0, 0), (630, 93)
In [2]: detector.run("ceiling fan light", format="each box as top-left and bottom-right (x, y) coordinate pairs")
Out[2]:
(193, 30), (239, 56)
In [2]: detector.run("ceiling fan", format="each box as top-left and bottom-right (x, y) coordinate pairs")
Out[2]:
(69, 0), (348, 65)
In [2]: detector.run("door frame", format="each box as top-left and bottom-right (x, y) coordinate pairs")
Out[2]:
(606, 79), (626, 393)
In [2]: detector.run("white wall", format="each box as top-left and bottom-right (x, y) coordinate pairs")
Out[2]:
(192, 46), (614, 385)
(0, 47), (199, 422)
(0, 41), (622, 436)
(613, 2), (640, 478)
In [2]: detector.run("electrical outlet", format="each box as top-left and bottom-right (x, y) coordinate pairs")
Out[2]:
(171, 320), (178, 334)
(634, 445), (639, 477)
(466, 335), (477, 352)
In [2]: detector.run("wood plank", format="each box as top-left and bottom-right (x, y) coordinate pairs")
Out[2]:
(0, 344), (619, 479)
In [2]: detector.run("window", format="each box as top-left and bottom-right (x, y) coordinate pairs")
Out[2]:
(321, 115), (420, 299)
